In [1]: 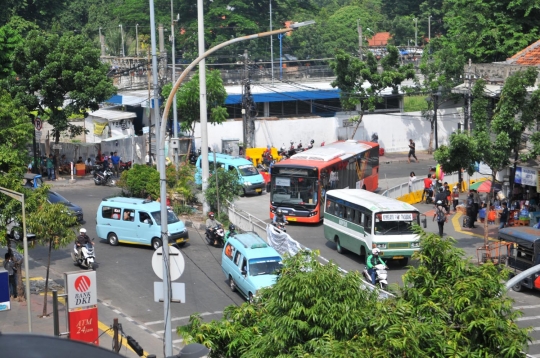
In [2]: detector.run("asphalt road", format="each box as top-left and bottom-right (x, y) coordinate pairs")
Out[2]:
(25, 160), (540, 355)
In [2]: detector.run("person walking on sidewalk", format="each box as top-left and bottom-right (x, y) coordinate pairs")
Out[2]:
(3, 253), (17, 298)
(407, 139), (418, 163)
(46, 154), (55, 181)
(111, 151), (120, 178)
(499, 202), (509, 229)
(433, 200), (448, 236)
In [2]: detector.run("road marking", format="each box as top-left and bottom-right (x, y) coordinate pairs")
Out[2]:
(146, 311), (224, 326)
(517, 315), (540, 322)
(451, 212), (497, 242)
(173, 339), (184, 344)
(515, 305), (540, 310)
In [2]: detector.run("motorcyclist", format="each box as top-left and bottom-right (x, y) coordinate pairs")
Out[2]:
(76, 228), (94, 259)
(434, 186), (448, 210)
(205, 212), (221, 246)
(225, 224), (237, 243)
(366, 248), (386, 285)
(272, 209), (287, 225)
(262, 145), (273, 166)
(307, 139), (315, 150)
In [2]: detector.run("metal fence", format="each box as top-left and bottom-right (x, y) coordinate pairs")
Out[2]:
(226, 200), (394, 298)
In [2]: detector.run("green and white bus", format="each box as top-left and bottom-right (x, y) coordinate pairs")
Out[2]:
(323, 189), (423, 265)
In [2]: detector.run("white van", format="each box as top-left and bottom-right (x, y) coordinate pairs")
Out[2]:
(96, 197), (188, 249)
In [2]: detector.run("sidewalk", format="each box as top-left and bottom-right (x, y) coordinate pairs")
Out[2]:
(0, 255), (177, 357)
(380, 150), (435, 164)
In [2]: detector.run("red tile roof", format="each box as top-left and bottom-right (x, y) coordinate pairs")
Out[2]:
(368, 32), (391, 47)
(507, 39), (540, 66)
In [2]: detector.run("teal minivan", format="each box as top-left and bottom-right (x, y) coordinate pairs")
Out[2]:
(96, 197), (188, 249)
(195, 153), (265, 195)
(221, 232), (282, 302)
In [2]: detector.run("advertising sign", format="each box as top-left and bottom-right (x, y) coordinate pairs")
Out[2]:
(515, 166), (537, 187)
(65, 271), (97, 309)
(68, 306), (99, 344)
(0, 271), (10, 311)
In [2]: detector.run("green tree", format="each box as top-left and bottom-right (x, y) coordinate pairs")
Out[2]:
(204, 167), (242, 213)
(435, 68), (540, 245)
(8, 30), (116, 175)
(441, 0), (540, 63)
(25, 188), (78, 316)
(179, 228), (528, 357)
(117, 164), (161, 199)
(330, 47), (416, 138)
(161, 69), (227, 134)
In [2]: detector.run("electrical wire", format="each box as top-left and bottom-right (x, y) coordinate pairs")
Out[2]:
(93, 327), (113, 344)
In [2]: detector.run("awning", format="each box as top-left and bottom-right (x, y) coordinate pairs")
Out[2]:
(89, 109), (137, 122)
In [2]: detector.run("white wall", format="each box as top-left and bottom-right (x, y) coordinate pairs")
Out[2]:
(193, 107), (463, 153)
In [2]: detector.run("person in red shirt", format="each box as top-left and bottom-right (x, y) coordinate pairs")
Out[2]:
(422, 174), (434, 203)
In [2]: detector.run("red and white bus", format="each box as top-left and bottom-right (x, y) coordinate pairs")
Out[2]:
(269, 140), (380, 223)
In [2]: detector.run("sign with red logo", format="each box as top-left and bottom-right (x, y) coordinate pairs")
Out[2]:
(34, 117), (42, 131)
(65, 271), (97, 309)
(69, 306), (99, 345)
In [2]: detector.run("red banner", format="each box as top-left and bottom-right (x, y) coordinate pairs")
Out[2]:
(69, 307), (99, 345)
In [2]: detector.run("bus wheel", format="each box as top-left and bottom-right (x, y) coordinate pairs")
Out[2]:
(335, 237), (344, 254)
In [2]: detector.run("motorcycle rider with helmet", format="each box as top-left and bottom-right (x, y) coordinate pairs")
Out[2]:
(272, 209), (287, 225)
(366, 248), (386, 285)
(76, 228), (94, 259)
(206, 212), (222, 246)
(262, 145), (273, 167)
(225, 224), (237, 243)
(307, 139), (315, 150)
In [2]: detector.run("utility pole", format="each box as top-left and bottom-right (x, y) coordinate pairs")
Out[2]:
(414, 18), (417, 47)
(136, 24), (139, 57)
(434, 93), (439, 150)
(357, 20), (363, 60)
(119, 24), (125, 57)
(428, 16), (431, 43)
(198, 0), (210, 215)
(147, 48), (153, 165)
(242, 50), (248, 149)
(269, 0), (274, 85)
(466, 58), (472, 134)
(242, 50), (255, 149)
(99, 27), (105, 56)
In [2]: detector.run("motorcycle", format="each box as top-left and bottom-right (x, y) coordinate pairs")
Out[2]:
(71, 241), (96, 270)
(93, 167), (115, 186)
(362, 263), (388, 290)
(296, 141), (304, 152)
(189, 148), (201, 165)
(371, 133), (379, 143)
(119, 160), (132, 172)
(306, 139), (315, 150)
(205, 225), (225, 247)
(287, 141), (296, 157)
(279, 146), (289, 159)
(271, 221), (287, 233)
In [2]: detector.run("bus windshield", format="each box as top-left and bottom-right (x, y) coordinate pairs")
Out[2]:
(271, 175), (318, 208)
(373, 212), (418, 235)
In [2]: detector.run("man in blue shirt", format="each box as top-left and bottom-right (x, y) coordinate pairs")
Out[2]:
(111, 151), (121, 178)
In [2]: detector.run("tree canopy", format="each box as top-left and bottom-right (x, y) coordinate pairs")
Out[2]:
(179, 227), (529, 357)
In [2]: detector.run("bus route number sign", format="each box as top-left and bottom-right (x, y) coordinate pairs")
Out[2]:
(382, 213), (412, 221)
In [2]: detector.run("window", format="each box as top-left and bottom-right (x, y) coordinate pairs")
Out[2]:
(103, 206), (121, 220)
(123, 209), (135, 221)
(326, 199), (335, 215)
(336, 204), (344, 218)
(139, 211), (152, 224)
(364, 211), (373, 232)
(224, 243), (234, 259)
(241, 258), (247, 273)
(346, 206), (354, 222)
(234, 252), (242, 266)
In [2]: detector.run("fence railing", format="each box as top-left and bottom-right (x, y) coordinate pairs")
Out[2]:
(225, 200), (395, 298)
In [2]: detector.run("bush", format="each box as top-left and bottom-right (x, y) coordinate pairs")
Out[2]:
(117, 164), (160, 198)
(204, 167), (243, 213)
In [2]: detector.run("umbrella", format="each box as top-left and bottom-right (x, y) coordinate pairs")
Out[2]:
(470, 180), (500, 193)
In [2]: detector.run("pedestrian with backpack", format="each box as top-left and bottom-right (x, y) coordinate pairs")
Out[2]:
(433, 200), (447, 237)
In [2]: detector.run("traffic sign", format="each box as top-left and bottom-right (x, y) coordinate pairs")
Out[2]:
(152, 246), (185, 281)
(34, 118), (42, 131)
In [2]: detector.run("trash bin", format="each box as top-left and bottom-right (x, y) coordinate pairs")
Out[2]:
(75, 163), (86, 176)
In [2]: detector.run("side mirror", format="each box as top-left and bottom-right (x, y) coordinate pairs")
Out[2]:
(241, 269), (247, 276)
(421, 218), (427, 228)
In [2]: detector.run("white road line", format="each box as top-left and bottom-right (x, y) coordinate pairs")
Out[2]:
(156, 328), (177, 335)
(532, 327), (540, 332)
(145, 311), (224, 326)
(113, 309), (121, 314)
(515, 305), (540, 310)
(517, 316), (540, 322)
(530, 340), (540, 345)
(172, 339), (184, 344)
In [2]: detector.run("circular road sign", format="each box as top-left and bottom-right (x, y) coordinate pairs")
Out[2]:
(152, 245), (185, 281)
(35, 117), (43, 131)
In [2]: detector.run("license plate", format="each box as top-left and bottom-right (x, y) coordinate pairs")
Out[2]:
(176, 239), (185, 243)
(393, 256), (404, 259)
(256, 188), (262, 192)
(287, 217), (297, 222)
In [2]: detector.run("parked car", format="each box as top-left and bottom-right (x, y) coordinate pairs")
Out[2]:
(47, 191), (84, 223)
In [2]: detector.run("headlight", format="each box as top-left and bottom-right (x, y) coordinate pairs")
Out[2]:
(308, 211), (318, 217)
(243, 181), (250, 186)
(376, 243), (387, 249)
(411, 242), (420, 248)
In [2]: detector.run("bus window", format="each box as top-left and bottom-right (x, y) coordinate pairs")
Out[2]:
(336, 204), (343, 218)
(346, 206), (354, 222)
(354, 210), (363, 225)
(364, 211), (372, 232)
(326, 199), (335, 215)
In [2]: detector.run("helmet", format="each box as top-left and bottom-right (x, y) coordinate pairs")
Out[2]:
(79, 228), (86, 233)
(372, 248), (380, 255)
(209, 212), (215, 218)
(229, 224), (236, 231)
(439, 187), (444, 192)
(437, 200), (442, 204)
(276, 209), (283, 216)
(267, 145), (271, 150)
(310, 139), (314, 144)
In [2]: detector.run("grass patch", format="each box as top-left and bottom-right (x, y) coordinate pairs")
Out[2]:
(404, 95), (428, 112)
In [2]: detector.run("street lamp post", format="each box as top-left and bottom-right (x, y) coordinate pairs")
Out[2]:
(278, 33), (284, 80)
(428, 16), (431, 42)
(171, 4), (179, 170)
(119, 24), (125, 57)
